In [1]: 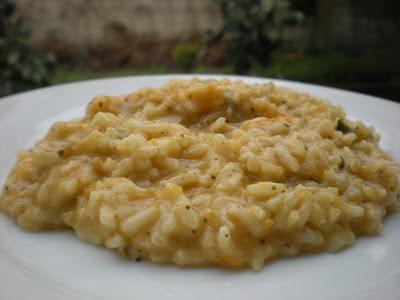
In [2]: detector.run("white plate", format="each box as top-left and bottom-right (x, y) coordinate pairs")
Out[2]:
(0, 75), (399, 300)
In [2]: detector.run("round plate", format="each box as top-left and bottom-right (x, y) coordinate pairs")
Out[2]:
(0, 75), (399, 300)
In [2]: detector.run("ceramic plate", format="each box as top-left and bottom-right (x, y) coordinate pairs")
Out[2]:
(0, 75), (399, 300)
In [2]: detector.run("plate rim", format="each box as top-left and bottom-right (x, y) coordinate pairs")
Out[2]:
(0, 74), (399, 108)
(0, 74), (399, 300)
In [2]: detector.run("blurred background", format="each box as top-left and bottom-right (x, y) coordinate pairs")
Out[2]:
(1, 0), (399, 101)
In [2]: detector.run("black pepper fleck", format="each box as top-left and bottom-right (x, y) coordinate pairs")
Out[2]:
(192, 230), (196, 234)
(272, 186), (277, 190)
(211, 175), (216, 180)
(225, 234), (229, 238)
(203, 218), (208, 223)
(57, 149), (65, 156)
(259, 239), (265, 245)
(135, 257), (141, 262)
(283, 123), (289, 128)
(99, 102), (103, 107)
(185, 205), (190, 210)
(339, 156), (345, 169)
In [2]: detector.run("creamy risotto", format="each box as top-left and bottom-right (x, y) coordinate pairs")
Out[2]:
(1, 78), (399, 270)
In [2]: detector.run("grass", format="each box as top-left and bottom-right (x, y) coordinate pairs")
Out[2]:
(49, 50), (400, 93)
(50, 65), (235, 85)
(51, 50), (400, 86)
(50, 65), (169, 85)
(52, 64), (241, 85)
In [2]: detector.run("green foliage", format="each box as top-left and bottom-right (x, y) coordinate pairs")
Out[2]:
(172, 43), (200, 72)
(289, 0), (316, 16)
(0, 0), (56, 97)
(212, 0), (303, 74)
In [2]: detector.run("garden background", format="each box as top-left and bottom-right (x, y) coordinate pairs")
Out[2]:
(1, 0), (399, 102)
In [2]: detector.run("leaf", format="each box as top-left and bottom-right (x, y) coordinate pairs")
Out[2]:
(266, 28), (280, 41)
(7, 52), (18, 65)
(260, 0), (274, 13)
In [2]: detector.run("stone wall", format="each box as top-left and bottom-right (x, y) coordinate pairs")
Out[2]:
(14, 0), (222, 45)
(13, 0), (399, 49)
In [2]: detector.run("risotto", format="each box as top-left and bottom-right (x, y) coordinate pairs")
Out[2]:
(1, 78), (399, 270)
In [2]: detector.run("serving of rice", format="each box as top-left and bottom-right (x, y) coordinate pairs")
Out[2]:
(1, 78), (399, 270)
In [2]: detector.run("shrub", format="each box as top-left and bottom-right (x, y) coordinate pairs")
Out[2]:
(0, 0), (56, 97)
(210, 0), (303, 74)
(172, 43), (200, 72)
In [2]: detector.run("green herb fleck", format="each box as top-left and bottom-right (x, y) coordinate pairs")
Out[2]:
(335, 119), (351, 134)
